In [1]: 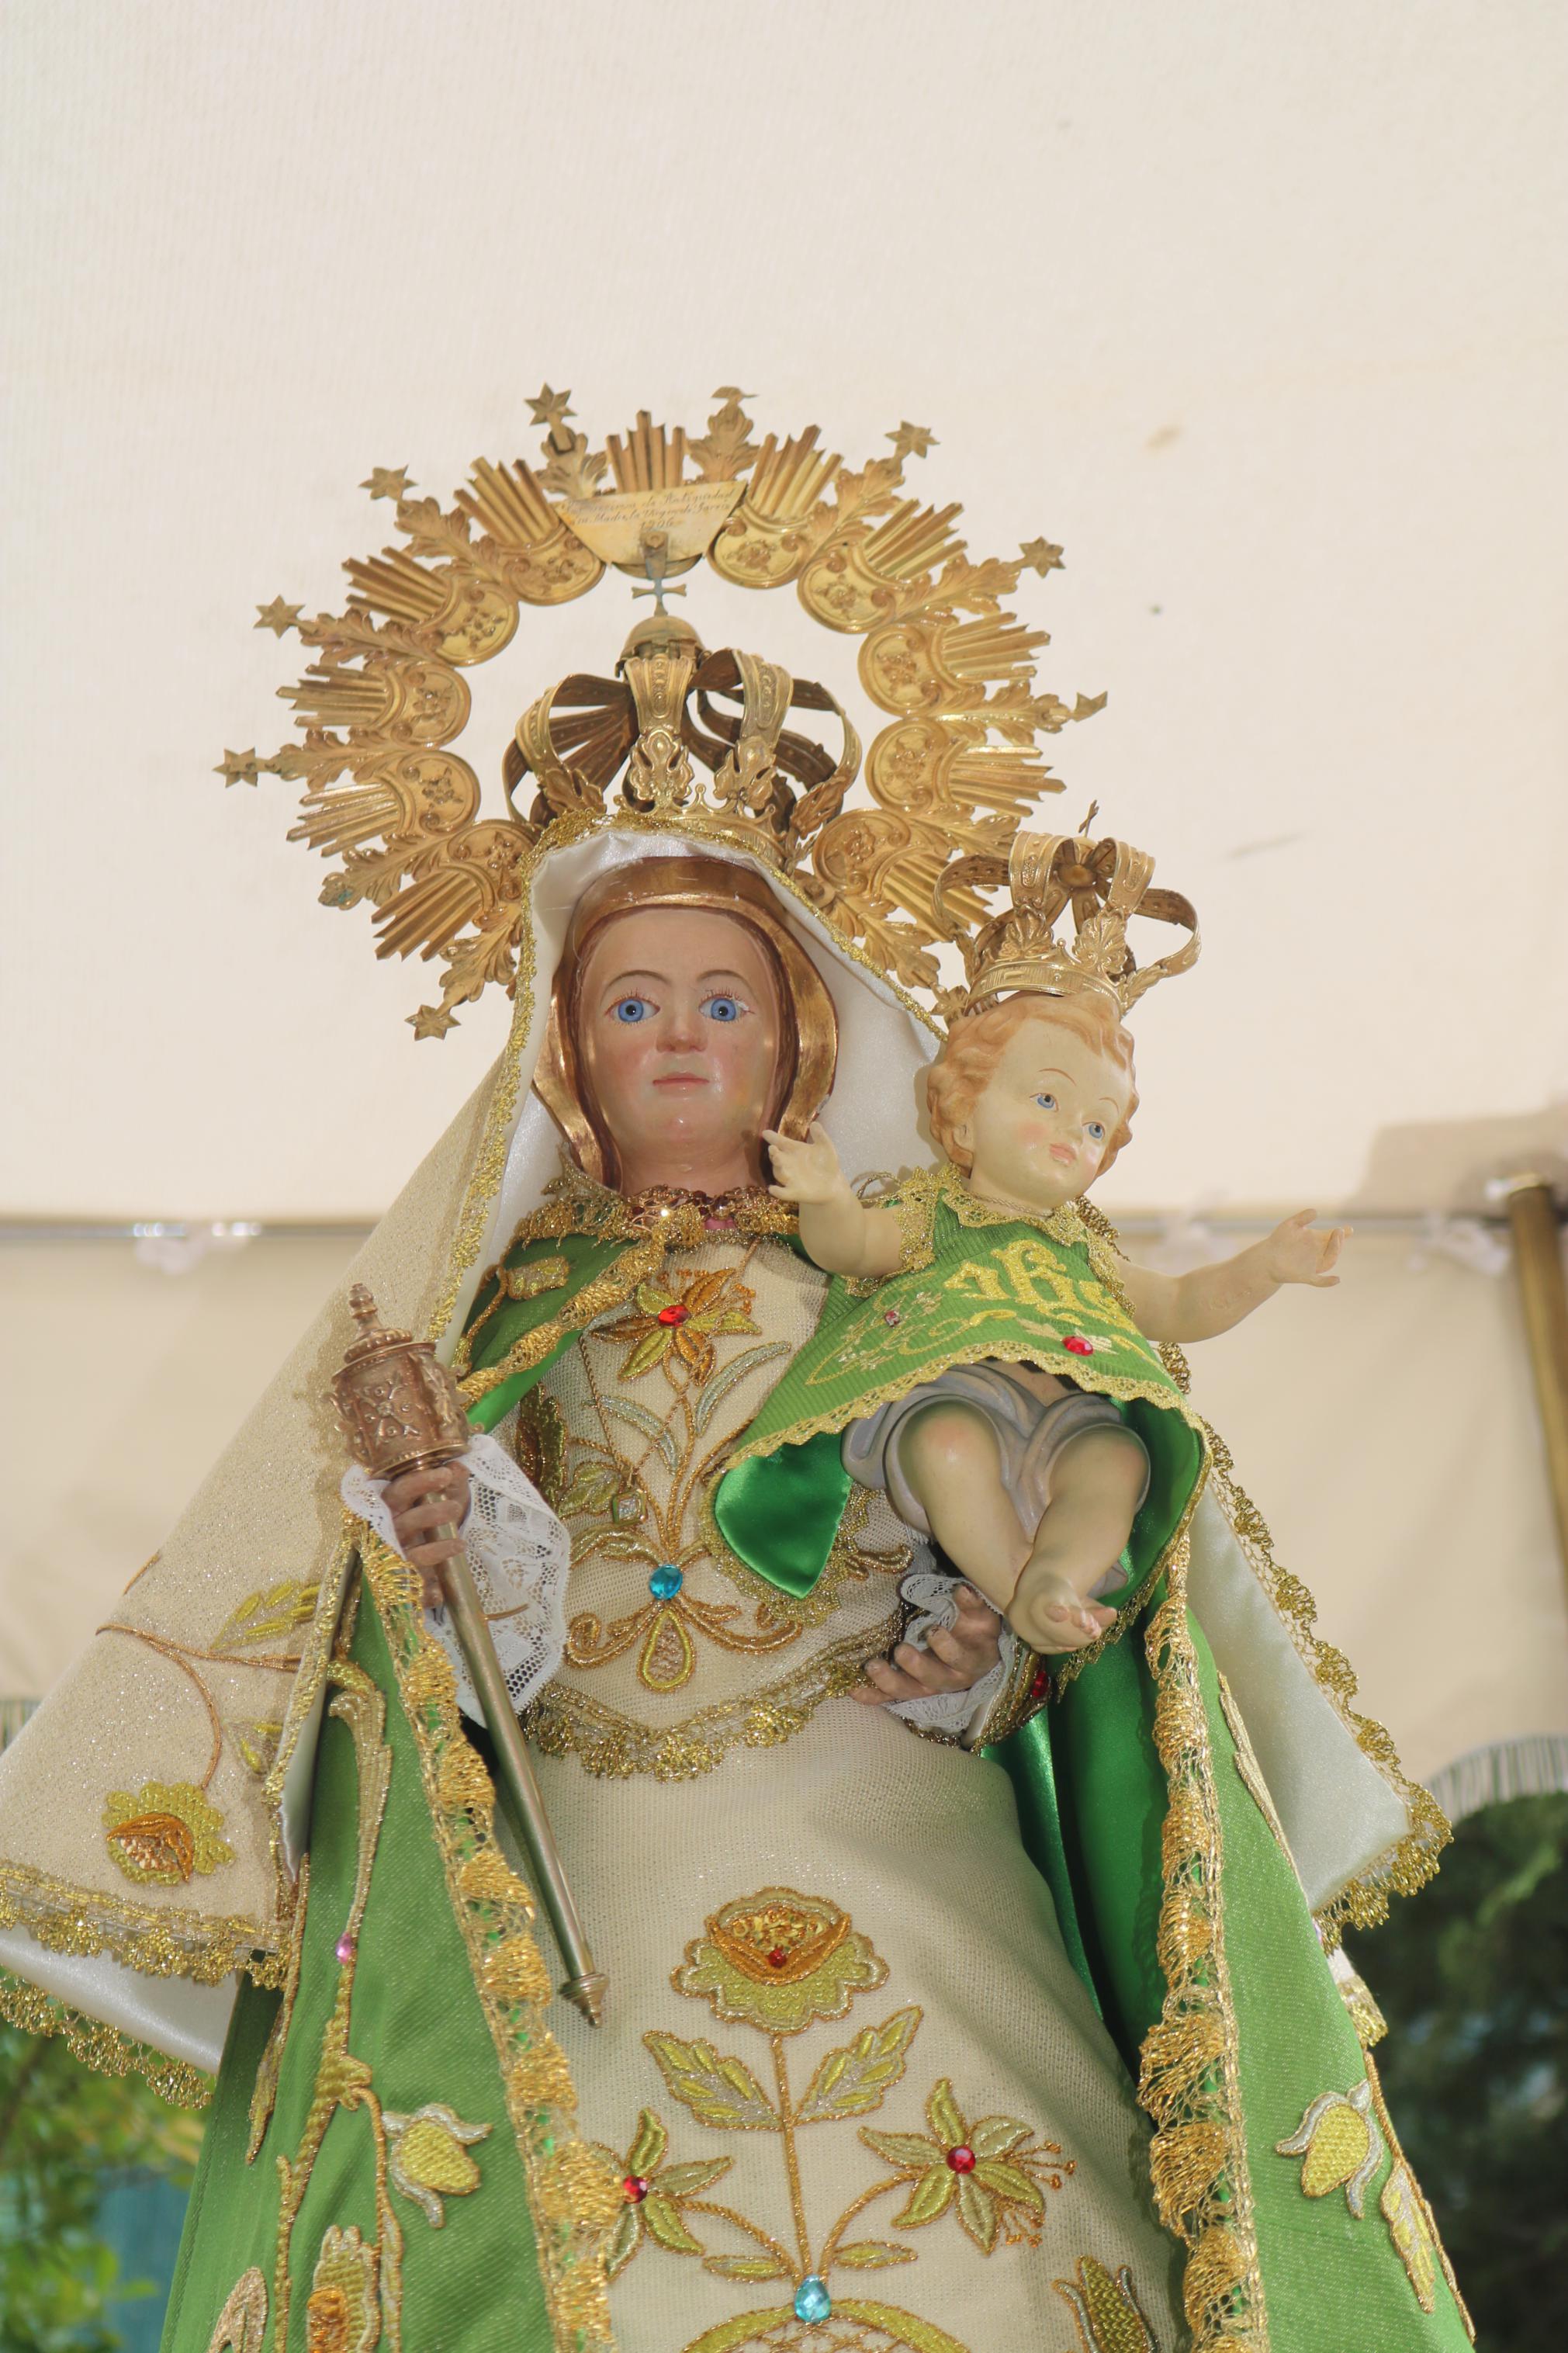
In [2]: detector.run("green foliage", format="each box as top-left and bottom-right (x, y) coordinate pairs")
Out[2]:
(1346, 1790), (1568, 2353)
(0, 2022), (202, 2352)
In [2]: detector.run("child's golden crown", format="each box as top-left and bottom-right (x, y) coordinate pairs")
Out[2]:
(936, 809), (1199, 1021)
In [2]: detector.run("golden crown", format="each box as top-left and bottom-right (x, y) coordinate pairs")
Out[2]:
(223, 388), (1118, 1038)
(935, 812), (1199, 1020)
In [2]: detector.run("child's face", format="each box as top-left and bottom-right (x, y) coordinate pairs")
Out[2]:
(952, 1017), (1130, 1210)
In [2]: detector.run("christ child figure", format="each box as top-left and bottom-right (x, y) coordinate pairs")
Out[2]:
(765, 988), (1347, 1657)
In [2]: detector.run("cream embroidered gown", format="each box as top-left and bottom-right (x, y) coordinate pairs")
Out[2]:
(505, 1227), (1183, 2353)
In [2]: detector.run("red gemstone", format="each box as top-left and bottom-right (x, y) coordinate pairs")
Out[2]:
(767, 1947), (788, 1969)
(656, 1302), (689, 1327)
(1029, 1666), (1050, 1701)
(1062, 1334), (1093, 1356)
(946, 2144), (976, 2173)
(623, 2174), (649, 2202)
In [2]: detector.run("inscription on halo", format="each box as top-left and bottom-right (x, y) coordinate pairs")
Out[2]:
(556, 481), (744, 567)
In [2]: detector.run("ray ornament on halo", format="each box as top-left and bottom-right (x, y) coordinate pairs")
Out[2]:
(0, 390), (1471, 2353)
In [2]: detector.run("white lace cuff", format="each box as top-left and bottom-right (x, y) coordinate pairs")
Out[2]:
(341, 1432), (569, 1724)
(884, 1569), (1014, 1743)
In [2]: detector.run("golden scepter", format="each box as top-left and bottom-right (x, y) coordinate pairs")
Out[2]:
(331, 1284), (607, 2025)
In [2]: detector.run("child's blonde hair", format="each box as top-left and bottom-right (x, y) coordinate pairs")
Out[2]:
(926, 990), (1138, 1177)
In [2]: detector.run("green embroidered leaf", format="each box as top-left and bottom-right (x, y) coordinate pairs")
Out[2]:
(604, 2202), (641, 2278)
(642, 2193), (704, 2254)
(926, 2079), (965, 2147)
(620, 1328), (673, 1381)
(658, 2157), (733, 2197)
(860, 2129), (942, 2172)
(634, 1280), (673, 1315)
(643, 2035), (778, 2132)
(973, 2158), (1044, 2210)
(956, 2174), (999, 2251)
(701, 2253), (793, 2282)
(606, 1398), (680, 1469)
(628, 2109), (666, 2175)
(700, 1307), (763, 1339)
(693, 1343), (792, 1434)
(967, 2115), (1032, 2161)
(832, 2241), (916, 2269)
(590, 1531), (660, 1563)
(891, 2167), (956, 2227)
(559, 1461), (622, 1519)
(795, 2005), (921, 2123)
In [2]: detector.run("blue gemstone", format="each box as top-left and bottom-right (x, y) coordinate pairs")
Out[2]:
(794, 2277), (832, 2325)
(648, 1562), (684, 1600)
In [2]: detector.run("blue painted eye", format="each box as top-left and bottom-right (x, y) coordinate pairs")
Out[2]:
(1034, 1092), (1057, 1111)
(1087, 1121), (1106, 1143)
(611, 996), (652, 1024)
(703, 995), (743, 1023)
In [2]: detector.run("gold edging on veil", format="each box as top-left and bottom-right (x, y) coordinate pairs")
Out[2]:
(0, 1964), (213, 2111)
(356, 1530), (620, 2352)
(1199, 1427), (1451, 1943)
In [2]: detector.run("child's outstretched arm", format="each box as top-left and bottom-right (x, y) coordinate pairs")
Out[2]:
(1118, 1209), (1351, 1343)
(764, 1124), (905, 1279)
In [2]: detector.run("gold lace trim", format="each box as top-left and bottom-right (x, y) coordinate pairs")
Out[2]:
(525, 1614), (902, 1780)
(0, 1963), (213, 2111)
(0, 1854), (275, 1989)
(357, 1528), (618, 2349)
(1137, 1525), (1266, 2353)
(1200, 1423), (1451, 1943)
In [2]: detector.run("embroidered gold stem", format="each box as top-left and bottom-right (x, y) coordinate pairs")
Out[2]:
(770, 2036), (812, 2278)
(817, 2175), (905, 2275)
(684, 2198), (797, 2270)
(97, 1624), (226, 1789)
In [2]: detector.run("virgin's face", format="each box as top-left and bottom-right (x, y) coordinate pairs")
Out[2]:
(576, 906), (784, 1187)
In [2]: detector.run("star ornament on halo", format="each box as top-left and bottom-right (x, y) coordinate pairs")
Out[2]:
(214, 748), (263, 788)
(528, 383), (575, 431)
(887, 421), (937, 462)
(361, 466), (414, 501)
(1020, 537), (1065, 576)
(409, 1003), (459, 1040)
(254, 597), (303, 636)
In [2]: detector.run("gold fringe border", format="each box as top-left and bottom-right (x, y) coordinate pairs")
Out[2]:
(356, 1528), (621, 2352)
(0, 1856), (276, 1990)
(0, 1963), (213, 2110)
(1138, 1527), (1267, 2353)
(1200, 1424), (1451, 1942)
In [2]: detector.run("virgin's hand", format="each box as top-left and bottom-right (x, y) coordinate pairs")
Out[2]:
(1262, 1208), (1351, 1288)
(763, 1121), (850, 1207)
(384, 1461), (471, 1606)
(852, 1583), (1003, 1707)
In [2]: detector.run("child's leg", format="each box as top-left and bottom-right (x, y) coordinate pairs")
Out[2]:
(888, 1402), (1031, 1616)
(1008, 1427), (1147, 1651)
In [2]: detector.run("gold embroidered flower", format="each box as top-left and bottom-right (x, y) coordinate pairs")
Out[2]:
(1052, 2253), (1159, 2350)
(304, 2224), (377, 2353)
(102, 1781), (233, 1886)
(382, 2101), (491, 2227)
(598, 2109), (733, 2278)
(860, 2078), (1069, 2251)
(673, 1887), (887, 2036)
(600, 1268), (759, 1384)
(1275, 2078), (1383, 2215)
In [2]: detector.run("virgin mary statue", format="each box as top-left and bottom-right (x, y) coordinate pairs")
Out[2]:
(0, 476), (1472, 2353)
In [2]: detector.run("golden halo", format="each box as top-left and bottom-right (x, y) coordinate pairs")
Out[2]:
(228, 390), (1107, 1038)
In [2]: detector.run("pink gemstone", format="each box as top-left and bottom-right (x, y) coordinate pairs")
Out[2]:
(883, 1308), (902, 1326)
(1062, 1334), (1093, 1356)
(656, 1303), (689, 1328)
(335, 1933), (357, 1964)
(946, 2144), (976, 2173)
(623, 2174), (649, 2202)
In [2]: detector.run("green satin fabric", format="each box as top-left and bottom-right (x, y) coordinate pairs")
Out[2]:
(710, 1431), (853, 1600)
(462, 1234), (630, 1434)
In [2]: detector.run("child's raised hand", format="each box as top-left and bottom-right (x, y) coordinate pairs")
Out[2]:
(764, 1121), (849, 1206)
(1262, 1208), (1351, 1288)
